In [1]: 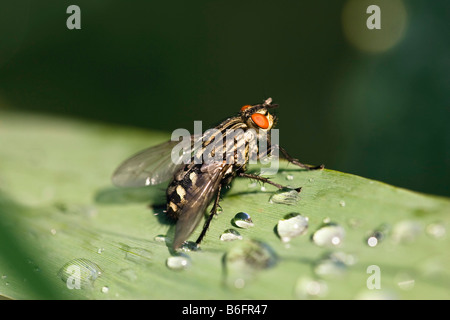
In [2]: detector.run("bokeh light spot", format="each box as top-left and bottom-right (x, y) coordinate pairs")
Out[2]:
(342, 0), (408, 53)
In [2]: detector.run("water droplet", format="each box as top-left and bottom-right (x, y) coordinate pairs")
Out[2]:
(367, 236), (378, 247)
(97, 248), (105, 254)
(233, 278), (246, 289)
(179, 241), (200, 252)
(419, 257), (446, 279)
(426, 222), (446, 239)
(276, 213), (308, 243)
(247, 182), (257, 189)
(294, 277), (328, 299)
(220, 229), (243, 241)
(26, 259), (41, 272)
(166, 254), (191, 271)
(322, 217), (331, 224)
(232, 212), (254, 229)
(395, 273), (415, 291)
(154, 234), (169, 243)
(101, 286), (109, 294)
(339, 200), (346, 207)
(118, 268), (138, 282)
(285, 174), (294, 181)
(391, 220), (422, 244)
(269, 188), (300, 205)
(58, 258), (102, 289)
(122, 246), (152, 265)
(347, 217), (363, 229)
(54, 203), (98, 217)
(311, 222), (345, 247)
(313, 251), (354, 278)
(366, 224), (389, 247)
(260, 186), (267, 192)
(224, 239), (277, 289)
(50, 228), (57, 235)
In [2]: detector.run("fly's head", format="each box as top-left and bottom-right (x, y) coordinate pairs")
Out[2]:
(240, 97), (278, 132)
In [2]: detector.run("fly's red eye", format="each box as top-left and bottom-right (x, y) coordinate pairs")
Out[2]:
(240, 105), (252, 112)
(251, 113), (269, 129)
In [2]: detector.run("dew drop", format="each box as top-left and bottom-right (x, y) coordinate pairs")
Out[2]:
(233, 278), (246, 289)
(347, 217), (363, 229)
(311, 222), (345, 247)
(366, 224), (389, 247)
(27, 259), (41, 273)
(339, 200), (346, 207)
(367, 236), (378, 247)
(166, 254), (191, 271)
(276, 213), (308, 243)
(179, 241), (201, 252)
(118, 268), (138, 282)
(232, 212), (254, 229)
(285, 174), (294, 181)
(313, 251), (355, 278)
(154, 234), (169, 244)
(224, 239), (277, 289)
(220, 229), (243, 242)
(269, 188), (300, 205)
(420, 257), (446, 279)
(294, 277), (328, 299)
(101, 286), (109, 294)
(58, 258), (102, 288)
(426, 222), (446, 239)
(395, 273), (415, 291)
(122, 246), (153, 265)
(247, 182), (257, 189)
(54, 203), (98, 217)
(391, 220), (422, 244)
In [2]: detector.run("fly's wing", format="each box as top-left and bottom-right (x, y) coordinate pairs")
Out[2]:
(172, 163), (229, 249)
(112, 138), (193, 187)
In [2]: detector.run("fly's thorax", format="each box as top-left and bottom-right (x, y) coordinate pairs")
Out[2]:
(199, 122), (270, 167)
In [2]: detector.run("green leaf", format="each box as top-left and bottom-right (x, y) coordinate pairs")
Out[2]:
(0, 110), (449, 299)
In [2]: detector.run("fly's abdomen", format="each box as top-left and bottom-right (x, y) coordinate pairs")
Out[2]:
(166, 164), (201, 219)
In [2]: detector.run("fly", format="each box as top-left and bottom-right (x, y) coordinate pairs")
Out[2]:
(112, 98), (324, 249)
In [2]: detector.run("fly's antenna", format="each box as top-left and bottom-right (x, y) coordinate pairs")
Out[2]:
(263, 97), (272, 105)
(263, 97), (279, 109)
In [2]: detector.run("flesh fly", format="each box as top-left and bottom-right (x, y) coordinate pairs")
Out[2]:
(112, 98), (323, 249)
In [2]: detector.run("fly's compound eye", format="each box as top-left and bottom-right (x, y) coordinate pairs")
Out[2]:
(251, 113), (269, 129)
(240, 105), (252, 112)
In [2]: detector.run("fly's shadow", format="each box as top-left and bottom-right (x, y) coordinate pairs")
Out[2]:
(94, 184), (173, 226)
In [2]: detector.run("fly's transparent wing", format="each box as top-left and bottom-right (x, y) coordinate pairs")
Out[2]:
(172, 163), (228, 249)
(112, 132), (204, 187)
(112, 140), (182, 187)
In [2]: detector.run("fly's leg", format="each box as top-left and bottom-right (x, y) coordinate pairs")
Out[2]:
(195, 183), (223, 246)
(238, 172), (302, 192)
(277, 145), (324, 170)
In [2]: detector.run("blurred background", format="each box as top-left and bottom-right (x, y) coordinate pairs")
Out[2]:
(0, 0), (448, 196)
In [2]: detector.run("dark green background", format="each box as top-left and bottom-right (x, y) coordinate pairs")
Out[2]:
(0, 1), (448, 196)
